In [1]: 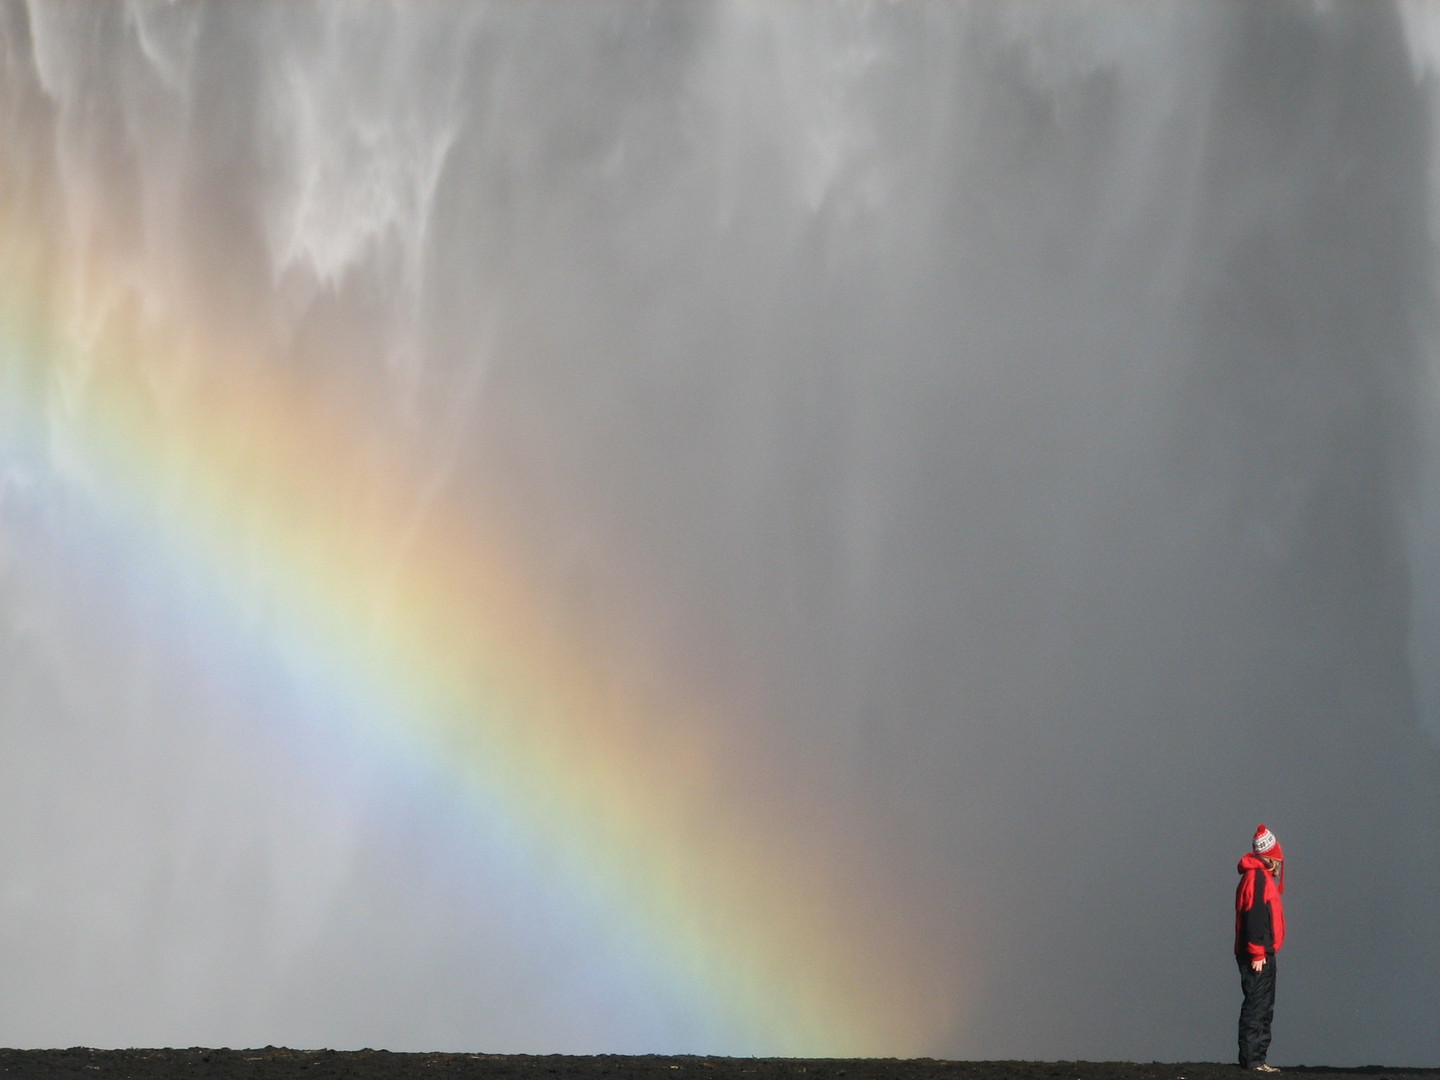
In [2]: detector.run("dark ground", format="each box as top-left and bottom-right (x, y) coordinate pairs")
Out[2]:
(0, 1051), (1435, 1080)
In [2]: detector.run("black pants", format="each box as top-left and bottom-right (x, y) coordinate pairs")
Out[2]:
(1237, 953), (1277, 1068)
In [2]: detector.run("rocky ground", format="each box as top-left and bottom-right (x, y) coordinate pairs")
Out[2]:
(0, 1051), (1434, 1080)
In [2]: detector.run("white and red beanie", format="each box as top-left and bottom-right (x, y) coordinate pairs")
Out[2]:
(1253, 824), (1282, 859)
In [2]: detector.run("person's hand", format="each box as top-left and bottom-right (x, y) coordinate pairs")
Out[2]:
(1251, 957), (1266, 973)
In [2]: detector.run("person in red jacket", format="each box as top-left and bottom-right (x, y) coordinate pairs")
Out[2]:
(1235, 824), (1286, 1072)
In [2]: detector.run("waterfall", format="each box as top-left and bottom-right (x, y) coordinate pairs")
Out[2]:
(0, 0), (1437, 1065)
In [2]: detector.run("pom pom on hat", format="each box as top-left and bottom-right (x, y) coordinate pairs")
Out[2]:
(1253, 824), (1279, 856)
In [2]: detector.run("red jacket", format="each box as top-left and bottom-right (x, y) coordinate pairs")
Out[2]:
(1235, 852), (1285, 960)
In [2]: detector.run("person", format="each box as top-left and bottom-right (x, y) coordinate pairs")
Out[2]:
(1235, 824), (1286, 1072)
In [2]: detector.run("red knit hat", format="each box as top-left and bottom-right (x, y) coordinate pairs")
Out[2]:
(1253, 824), (1282, 859)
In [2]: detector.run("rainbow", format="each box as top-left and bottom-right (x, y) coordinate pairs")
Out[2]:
(0, 187), (960, 1058)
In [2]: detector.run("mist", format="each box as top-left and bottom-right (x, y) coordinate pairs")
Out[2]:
(1, 0), (1439, 1066)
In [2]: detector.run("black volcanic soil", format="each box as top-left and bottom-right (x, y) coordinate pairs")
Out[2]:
(0, 1051), (1435, 1080)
